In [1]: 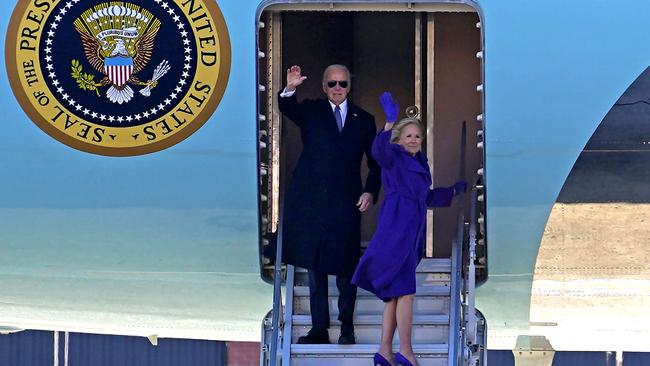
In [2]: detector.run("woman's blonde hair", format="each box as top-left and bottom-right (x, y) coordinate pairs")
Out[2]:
(391, 117), (423, 143)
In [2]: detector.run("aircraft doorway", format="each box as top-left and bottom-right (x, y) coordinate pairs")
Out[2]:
(256, 4), (485, 282)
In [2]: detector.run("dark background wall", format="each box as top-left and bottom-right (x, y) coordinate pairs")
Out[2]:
(0, 331), (53, 366)
(278, 10), (482, 256)
(431, 12), (482, 257)
(552, 351), (613, 365)
(280, 11), (415, 243)
(623, 352), (650, 366)
(1, 333), (645, 366)
(487, 350), (622, 366)
(0, 331), (226, 366)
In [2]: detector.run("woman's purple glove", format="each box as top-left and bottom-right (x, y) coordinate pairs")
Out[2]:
(379, 91), (399, 122)
(452, 181), (467, 196)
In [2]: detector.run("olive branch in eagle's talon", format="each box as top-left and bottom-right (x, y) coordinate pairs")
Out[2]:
(71, 59), (104, 97)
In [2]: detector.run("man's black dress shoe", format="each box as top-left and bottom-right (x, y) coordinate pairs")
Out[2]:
(338, 323), (355, 345)
(337, 332), (356, 345)
(297, 329), (330, 344)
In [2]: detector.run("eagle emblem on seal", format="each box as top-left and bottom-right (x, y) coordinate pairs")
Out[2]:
(72, 4), (170, 104)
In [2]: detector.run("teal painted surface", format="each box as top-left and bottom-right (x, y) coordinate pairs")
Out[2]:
(479, 0), (650, 348)
(2, 0), (650, 347)
(0, 0), (269, 341)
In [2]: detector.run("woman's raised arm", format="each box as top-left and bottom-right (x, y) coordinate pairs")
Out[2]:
(371, 92), (400, 167)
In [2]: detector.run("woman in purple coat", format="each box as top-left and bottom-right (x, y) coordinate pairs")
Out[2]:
(352, 92), (465, 366)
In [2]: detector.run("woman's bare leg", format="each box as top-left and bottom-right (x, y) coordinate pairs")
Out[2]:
(396, 294), (417, 365)
(378, 298), (397, 362)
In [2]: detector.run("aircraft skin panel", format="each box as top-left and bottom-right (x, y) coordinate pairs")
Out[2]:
(0, 0), (270, 341)
(1, 0), (649, 349)
(530, 67), (650, 351)
(477, 0), (650, 350)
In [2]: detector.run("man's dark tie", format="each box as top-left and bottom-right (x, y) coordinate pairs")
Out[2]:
(334, 106), (343, 132)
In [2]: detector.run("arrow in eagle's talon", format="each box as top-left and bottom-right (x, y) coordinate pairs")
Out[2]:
(139, 60), (169, 97)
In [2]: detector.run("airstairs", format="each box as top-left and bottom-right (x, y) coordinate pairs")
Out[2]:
(261, 188), (487, 366)
(283, 259), (453, 366)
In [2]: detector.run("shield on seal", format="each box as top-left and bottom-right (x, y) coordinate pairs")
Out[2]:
(104, 56), (134, 87)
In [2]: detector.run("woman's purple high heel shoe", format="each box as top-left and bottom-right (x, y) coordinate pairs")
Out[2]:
(373, 352), (393, 366)
(395, 352), (416, 366)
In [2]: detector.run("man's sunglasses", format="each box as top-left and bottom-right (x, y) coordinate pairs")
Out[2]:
(326, 80), (349, 88)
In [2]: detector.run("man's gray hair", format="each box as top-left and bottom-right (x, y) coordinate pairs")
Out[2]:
(322, 64), (351, 83)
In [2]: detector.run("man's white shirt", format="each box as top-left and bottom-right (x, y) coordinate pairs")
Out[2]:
(280, 88), (348, 128)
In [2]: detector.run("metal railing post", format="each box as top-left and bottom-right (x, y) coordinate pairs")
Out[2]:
(269, 191), (286, 366)
(449, 212), (464, 366)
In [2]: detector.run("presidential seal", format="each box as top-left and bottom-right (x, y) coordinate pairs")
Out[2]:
(6, 0), (231, 156)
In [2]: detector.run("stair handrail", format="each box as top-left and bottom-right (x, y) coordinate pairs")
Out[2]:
(449, 210), (465, 366)
(455, 185), (486, 365)
(448, 120), (467, 366)
(268, 190), (286, 366)
(280, 265), (295, 365)
(465, 187), (478, 346)
(260, 310), (273, 366)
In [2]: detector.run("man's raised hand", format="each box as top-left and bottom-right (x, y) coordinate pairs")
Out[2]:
(286, 65), (307, 92)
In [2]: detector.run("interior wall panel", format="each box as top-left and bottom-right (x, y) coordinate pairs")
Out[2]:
(432, 12), (482, 257)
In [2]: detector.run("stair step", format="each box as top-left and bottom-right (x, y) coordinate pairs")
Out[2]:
(292, 258), (451, 274)
(292, 314), (449, 326)
(294, 271), (450, 287)
(291, 343), (448, 355)
(293, 285), (450, 298)
(291, 344), (449, 365)
(293, 294), (450, 316)
(292, 315), (449, 344)
(290, 356), (447, 366)
(416, 258), (452, 273)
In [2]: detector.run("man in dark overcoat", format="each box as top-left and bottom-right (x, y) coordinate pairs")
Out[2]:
(278, 64), (381, 344)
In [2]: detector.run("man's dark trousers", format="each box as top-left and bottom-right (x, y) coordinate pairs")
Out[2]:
(308, 270), (357, 334)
